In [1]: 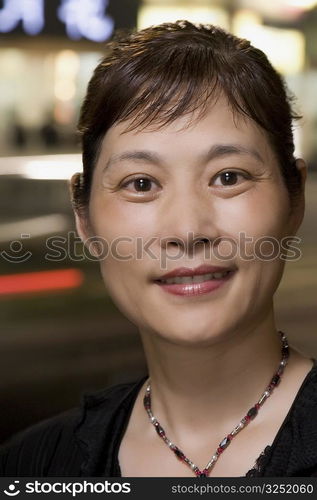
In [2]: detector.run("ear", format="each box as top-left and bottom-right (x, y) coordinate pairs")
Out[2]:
(68, 173), (99, 258)
(288, 158), (307, 235)
(73, 207), (91, 243)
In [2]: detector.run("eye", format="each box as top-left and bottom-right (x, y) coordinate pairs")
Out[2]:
(120, 176), (159, 193)
(212, 170), (251, 187)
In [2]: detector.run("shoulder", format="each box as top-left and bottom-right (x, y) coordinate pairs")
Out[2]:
(0, 376), (147, 477)
(0, 407), (82, 477)
(293, 358), (317, 418)
(80, 378), (144, 410)
(264, 359), (317, 477)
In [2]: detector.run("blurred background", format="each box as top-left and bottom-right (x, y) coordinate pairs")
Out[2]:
(0, 0), (316, 444)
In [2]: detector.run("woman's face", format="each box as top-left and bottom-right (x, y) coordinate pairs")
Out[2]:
(77, 95), (304, 346)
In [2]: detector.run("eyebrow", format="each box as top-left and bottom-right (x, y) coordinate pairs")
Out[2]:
(102, 143), (264, 174)
(103, 150), (161, 173)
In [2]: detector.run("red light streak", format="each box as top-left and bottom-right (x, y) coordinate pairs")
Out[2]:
(0, 269), (84, 296)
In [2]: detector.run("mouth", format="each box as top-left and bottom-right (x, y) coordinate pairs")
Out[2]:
(156, 270), (231, 285)
(154, 269), (235, 296)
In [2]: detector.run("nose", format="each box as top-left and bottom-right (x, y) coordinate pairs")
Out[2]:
(158, 191), (220, 257)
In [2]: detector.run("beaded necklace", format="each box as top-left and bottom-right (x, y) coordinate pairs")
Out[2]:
(143, 331), (289, 477)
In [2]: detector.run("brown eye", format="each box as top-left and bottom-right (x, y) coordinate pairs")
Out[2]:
(133, 178), (153, 191)
(220, 172), (238, 185)
(213, 170), (250, 187)
(121, 176), (158, 193)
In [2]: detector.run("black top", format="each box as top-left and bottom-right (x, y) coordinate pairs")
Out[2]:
(1, 359), (317, 477)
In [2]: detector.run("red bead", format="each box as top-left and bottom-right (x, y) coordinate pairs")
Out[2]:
(217, 447), (224, 454)
(197, 469), (208, 477)
(255, 403), (261, 410)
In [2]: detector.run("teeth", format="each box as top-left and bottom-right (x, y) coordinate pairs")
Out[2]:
(213, 272), (226, 279)
(161, 271), (230, 285)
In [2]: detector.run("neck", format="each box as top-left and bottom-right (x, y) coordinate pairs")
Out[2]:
(139, 309), (285, 439)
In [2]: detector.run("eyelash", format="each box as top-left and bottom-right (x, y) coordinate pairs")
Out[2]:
(120, 170), (251, 193)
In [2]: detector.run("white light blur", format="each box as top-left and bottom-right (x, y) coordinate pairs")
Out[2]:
(0, 0), (44, 35)
(1, 214), (70, 242)
(240, 0), (317, 17)
(233, 11), (305, 74)
(55, 49), (80, 75)
(54, 50), (79, 102)
(0, 154), (82, 180)
(57, 0), (114, 42)
(54, 80), (76, 101)
(0, 49), (25, 77)
(287, 0), (317, 8)
(233, 9), (262, 31)
(138, 5), (229, 30)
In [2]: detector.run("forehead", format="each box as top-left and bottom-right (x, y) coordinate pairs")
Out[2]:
(98, 94), (275, 166)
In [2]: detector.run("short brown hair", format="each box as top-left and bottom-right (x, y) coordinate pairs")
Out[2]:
(72, 20), (302, 214)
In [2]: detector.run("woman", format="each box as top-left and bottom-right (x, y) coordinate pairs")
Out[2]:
(1, 21), (317, 477)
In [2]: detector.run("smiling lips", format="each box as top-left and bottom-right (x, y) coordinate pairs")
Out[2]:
(154, 264), (235, 296)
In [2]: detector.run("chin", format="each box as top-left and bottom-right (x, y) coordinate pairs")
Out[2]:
(153, 317), (232, 347)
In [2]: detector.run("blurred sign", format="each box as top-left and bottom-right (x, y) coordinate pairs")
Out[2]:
(0, 0), (139, 41)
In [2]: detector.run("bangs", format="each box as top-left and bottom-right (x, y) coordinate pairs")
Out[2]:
(112, 44), (222, 133)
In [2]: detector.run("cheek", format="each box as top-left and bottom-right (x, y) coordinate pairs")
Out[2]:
(212, 186), (290, 299)
(89, 197), (155, 309)
(90, 196), (155, 241)
(215, 185), (290, 245)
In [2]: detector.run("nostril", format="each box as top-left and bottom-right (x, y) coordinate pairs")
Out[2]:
(162, 237), (185, 247)
(161, 236), (212, 248)
(195, 238), (210, 244)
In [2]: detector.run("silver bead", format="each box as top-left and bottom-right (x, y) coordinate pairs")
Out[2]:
(258, 392), (269, 405)
(206, 455), (218, 469)
(232, 422), (244, 434)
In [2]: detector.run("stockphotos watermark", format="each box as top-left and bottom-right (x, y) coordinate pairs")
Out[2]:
(1, 231), (302, 269)
(3, 480), (131, 497)
(1, 478), (315, 499)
